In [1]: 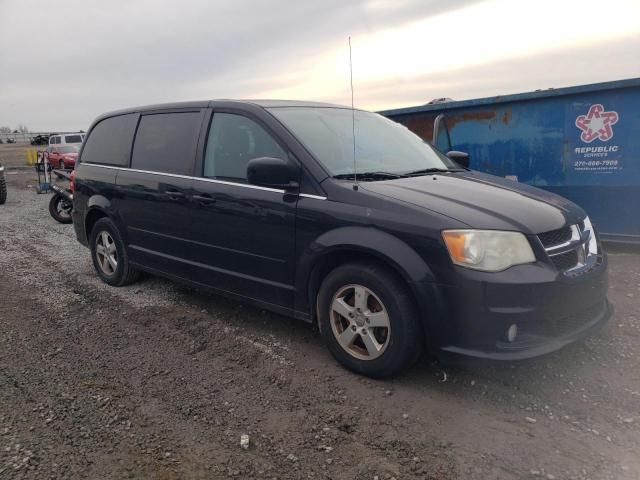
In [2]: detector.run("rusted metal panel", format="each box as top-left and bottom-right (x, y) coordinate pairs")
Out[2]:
(381, 78), (640, 242)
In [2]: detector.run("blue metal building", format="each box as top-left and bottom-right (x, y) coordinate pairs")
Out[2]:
(380, 78), (640, 243)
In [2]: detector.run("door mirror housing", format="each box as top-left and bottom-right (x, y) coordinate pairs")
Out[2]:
(447, 150), (470, 169)
(247, 156), (299, 189)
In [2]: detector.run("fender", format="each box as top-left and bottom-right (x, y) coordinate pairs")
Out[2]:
(87, 194), (111, 211)
(85, 195), (127, 244)
(295, 226), (441, 327)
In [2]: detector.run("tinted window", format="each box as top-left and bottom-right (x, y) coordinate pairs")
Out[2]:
(131, 112), (201, 175)
(81, 114), (138, 166)
(64, 135), (83, 143)
(204, 113), (286, 181)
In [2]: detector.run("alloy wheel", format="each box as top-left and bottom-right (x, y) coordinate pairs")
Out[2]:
(330, 284), (391, 360)
(95, 231), (118, 276)
(56, 199), (72, 219)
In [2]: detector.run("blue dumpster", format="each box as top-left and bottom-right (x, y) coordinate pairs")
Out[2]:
(380, 78), (640, 243)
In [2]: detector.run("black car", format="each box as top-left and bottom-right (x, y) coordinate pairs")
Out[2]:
(71, 100), (611, 377)
(31, 134), (50, 146)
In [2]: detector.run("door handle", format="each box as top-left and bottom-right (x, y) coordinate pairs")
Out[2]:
(192, 194), (216, 206)
(166, 190), (186, 200)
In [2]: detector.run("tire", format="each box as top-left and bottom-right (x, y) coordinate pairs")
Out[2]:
(0, 168), (6, 205)
(317, 261), (423, 378)
(90, 217), (140, 286)
(48, 193), (73, 224)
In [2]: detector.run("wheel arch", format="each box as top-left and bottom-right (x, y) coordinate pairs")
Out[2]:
(84, 194), (118, 241)
(84, 207), (109, 241)
(296, 227), (441, 345)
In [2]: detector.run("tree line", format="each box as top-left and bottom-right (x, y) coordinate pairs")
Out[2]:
(0, 125), (30, 134)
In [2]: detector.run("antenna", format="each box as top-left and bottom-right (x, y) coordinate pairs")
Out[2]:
(349, 36), (358, 191)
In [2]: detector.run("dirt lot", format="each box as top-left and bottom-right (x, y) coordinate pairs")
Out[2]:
(1, 144), (639, 479)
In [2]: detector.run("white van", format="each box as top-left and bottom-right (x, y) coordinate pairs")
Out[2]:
(49, 133), (85, 146)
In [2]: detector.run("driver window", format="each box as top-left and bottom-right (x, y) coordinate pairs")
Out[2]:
(204, 113), (286, 181)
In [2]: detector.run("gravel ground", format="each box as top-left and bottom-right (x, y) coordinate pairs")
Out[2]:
(0, 160), (639, 479)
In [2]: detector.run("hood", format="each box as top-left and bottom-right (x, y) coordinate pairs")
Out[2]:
(63, 153), (78, 159)
(360, 171), (585, 234)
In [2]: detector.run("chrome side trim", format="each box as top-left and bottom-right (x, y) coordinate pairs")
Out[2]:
(81, 162), (328, 197)
(82, 162), (191, 179)
(299, 193), (327, 200)
(192, 176), (284, 193)
(81, 163), (284, 193)
(81, 163), (328, 197)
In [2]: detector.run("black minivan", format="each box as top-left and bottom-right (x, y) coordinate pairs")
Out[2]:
(72, 100), (611, 377)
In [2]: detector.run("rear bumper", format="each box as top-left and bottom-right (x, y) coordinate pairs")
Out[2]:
(72, 209), (89, 247)
(431, 252), (610, 360)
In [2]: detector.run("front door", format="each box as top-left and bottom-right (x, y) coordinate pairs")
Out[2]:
(187, 111), (298, 310)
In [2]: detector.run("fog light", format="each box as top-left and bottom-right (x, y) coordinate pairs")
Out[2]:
(507, 324), (518, 343)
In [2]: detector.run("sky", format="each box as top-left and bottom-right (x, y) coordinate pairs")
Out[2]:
(0, 0), (639, 132)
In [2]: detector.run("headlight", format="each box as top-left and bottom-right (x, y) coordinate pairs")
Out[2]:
(442, 229), (536, 272)
(583, 216), (598, 255)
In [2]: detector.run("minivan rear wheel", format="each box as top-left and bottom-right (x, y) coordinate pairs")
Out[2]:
(317, 261), (423, 378)
(90, 217), (140, 286)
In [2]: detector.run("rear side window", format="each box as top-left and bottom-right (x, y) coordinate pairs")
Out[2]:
(81, 114), (138, 166)
(64, 134), (82, 143)
(131, 112), (201, 176)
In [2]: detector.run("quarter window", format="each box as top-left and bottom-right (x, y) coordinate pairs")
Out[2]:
(203, 113), (286, 181)
(81, 113), (138, 166)
(131, 112), (201, 176)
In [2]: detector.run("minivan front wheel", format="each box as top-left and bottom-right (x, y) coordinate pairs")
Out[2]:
(90, 217), (140, 286)
(317, 262), (423, 378)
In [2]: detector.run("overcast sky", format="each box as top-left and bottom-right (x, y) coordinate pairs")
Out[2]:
(1, 0), (639, 131)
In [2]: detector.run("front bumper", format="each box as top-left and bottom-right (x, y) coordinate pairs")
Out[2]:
(433, 252), (610, 360)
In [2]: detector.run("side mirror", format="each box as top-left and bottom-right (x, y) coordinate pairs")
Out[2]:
(247, 156), (299, 190)
(447, 150), (470, 169)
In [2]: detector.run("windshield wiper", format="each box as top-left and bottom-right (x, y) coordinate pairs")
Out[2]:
(333, 171), (404, 181)
(403, 167), (465, 177)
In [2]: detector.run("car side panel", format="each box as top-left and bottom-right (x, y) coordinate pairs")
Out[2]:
(72, 164), (120, 246)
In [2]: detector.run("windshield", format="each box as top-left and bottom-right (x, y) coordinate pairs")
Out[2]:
(268, 107), (457, 176)
(59, 145), (79, 154)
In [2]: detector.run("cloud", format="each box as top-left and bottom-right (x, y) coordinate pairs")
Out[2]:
(0, 0), (637, 131)
(358, 33), (640, 111)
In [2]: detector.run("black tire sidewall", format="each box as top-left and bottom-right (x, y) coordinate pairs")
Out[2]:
(317, 262), (422, 378)
(0, 173), (6, 205)
(90, 218), (129, 286)
(48, 194), (72, 224)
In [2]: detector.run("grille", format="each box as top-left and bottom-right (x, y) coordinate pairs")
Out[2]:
(538, 227), (572, 247)
(538, 222), (599, 275)
(550, 249), (579, 271)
